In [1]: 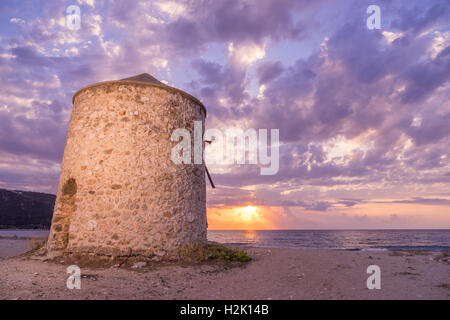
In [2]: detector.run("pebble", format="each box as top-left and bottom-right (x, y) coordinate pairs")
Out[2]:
(132, 262), (147, 269)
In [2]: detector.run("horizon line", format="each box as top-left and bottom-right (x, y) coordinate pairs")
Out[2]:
(207, 228), (450, 231)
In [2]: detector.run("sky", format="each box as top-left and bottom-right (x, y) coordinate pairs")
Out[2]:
(0, 0), (449, 229)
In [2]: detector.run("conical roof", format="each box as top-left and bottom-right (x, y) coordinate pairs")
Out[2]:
(120, 73), (165, 86)
(72, 73), (206, 116)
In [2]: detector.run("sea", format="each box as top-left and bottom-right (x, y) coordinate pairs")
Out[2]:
(0, 229), (50, 258)
(0, 229), (449, 258)
(207, 229), (450, 252)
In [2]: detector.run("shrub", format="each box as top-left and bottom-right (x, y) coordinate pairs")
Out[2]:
(207, 244), (251, 262)
(178, 243), (251, 263)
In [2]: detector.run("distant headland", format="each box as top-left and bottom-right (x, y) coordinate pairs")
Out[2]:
(0, 188), (55, 229)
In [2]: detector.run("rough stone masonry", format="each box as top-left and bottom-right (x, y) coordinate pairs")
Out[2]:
(47, 73), (207, 258)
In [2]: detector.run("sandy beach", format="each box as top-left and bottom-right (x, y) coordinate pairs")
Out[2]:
(0, 247), (448, 300)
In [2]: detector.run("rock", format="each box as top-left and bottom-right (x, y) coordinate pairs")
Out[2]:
(132, 261), (147, 269)
(88, 220), (97, 231)
(186, 211), (195, 223)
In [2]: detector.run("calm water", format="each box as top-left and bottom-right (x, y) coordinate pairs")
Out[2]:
(0, 229), (50, 239)
(207, 230), (450, 252)
(0, 229), (49, 258)
(1, 229), (449, 258)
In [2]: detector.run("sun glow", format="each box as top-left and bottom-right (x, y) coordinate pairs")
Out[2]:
(207, 205), (272, 230)
(239, 205), (259, 222)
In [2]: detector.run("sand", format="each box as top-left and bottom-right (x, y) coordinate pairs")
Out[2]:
(0, 247), (448, 300)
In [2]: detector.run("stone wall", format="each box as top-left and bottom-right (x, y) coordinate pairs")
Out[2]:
(47, 81), (207, 258)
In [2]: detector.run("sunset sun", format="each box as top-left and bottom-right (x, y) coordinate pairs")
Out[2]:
(239, 205), (259, 222)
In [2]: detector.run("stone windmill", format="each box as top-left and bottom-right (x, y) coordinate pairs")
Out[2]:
(47, 73), (207, 258)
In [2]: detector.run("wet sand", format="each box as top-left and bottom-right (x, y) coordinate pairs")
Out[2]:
(0, 247), (449, 300)
(0, 239), (33, 258)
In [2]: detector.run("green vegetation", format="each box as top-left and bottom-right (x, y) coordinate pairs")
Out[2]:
(178, 243), (252, 264)
(207, 244), (252, 262)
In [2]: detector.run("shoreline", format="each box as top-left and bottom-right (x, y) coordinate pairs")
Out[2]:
(0, 236), (48, 240)
(0, 246), (448, 300)
(1, 238), (449, 260)
(1, 229), (450, 254)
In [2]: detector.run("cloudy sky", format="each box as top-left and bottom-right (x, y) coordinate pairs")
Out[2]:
(0, 0), (449, 229)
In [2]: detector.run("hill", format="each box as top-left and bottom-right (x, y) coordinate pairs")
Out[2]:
(0, 188), (55, 229)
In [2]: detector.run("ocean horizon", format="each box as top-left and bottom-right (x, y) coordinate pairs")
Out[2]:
(1, 229), (449, 258)
(207, 229), (450, 252)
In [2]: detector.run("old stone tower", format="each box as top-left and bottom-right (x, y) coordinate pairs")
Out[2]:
(47, 73), (207, 258)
